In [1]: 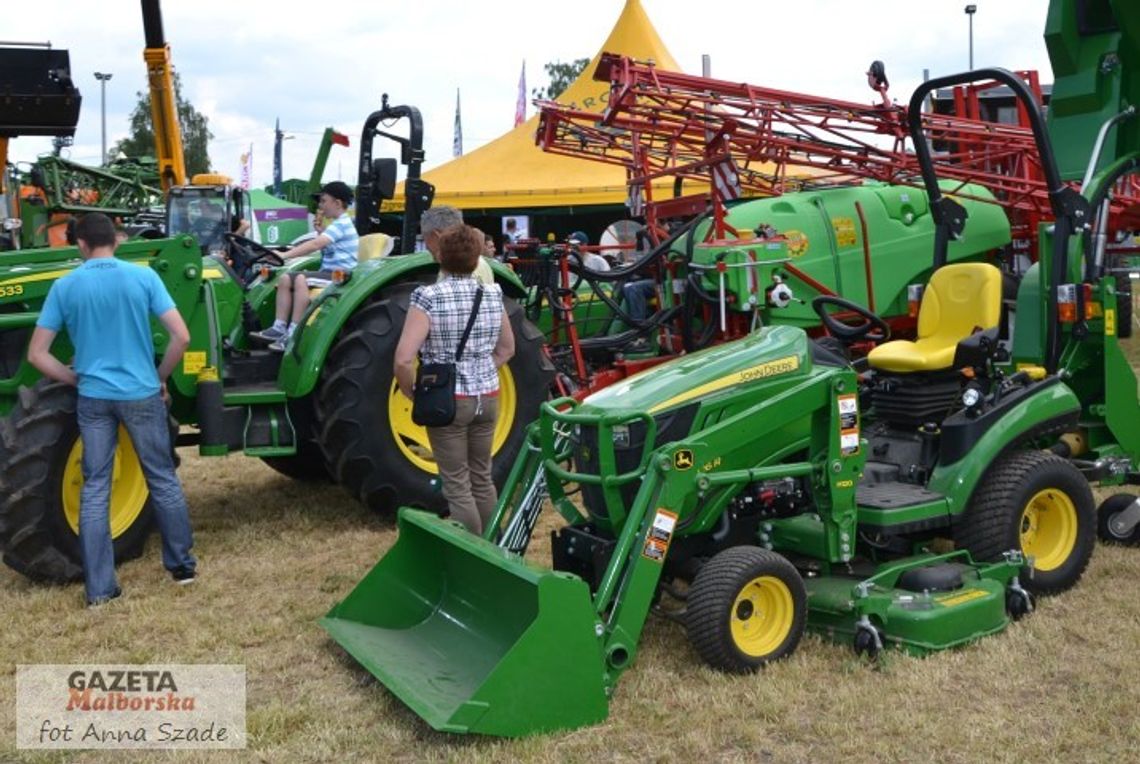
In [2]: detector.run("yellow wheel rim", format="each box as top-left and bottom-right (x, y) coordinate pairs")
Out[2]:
(1020, 488), (1078, 572)
(62, 427), (149, 538)
(388, 364), (518, 474)
(729, 575), (795, 658)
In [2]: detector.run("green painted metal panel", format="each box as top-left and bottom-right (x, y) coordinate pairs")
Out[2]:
(582, 324), (811, 414)
(684, 182), (1010, 328)
(278, 252), (526, 397)
(927, 382), (1082, 512)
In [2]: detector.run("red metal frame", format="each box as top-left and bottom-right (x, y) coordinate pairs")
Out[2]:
(536, 54), (1139, 247)
(526, 57), (1140, 397)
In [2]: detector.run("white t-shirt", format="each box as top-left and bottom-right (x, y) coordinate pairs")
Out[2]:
(582, 252), (611, 272)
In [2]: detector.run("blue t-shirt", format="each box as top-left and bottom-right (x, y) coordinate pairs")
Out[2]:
(320, 213), (359, 271)
(37, 258), (177, 400)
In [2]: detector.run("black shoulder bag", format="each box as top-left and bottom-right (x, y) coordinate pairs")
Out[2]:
(412, 286), (484, 427)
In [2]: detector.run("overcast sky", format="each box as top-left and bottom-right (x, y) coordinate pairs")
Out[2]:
(6, 0), (1053, 190)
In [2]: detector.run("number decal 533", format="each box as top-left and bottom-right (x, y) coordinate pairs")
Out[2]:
(0, 284), (24, 297)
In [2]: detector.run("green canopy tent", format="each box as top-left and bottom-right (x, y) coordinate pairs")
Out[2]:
(248, 188), (311, 246)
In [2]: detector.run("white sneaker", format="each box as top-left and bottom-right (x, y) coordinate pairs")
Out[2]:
(250, 324), (287, 343)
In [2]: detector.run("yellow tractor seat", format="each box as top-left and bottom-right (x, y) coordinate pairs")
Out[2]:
(868, 263), (1003, 373)
(358, 233), (394, 262)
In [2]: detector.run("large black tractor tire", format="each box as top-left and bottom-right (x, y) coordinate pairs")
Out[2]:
(955, 450), (1095, 595)
(1096, 492), (1140, 545)
(686, 546), (807, 673)
(0, 381), (156, 583)
(318, 284), (553, 513)
(260, 396), (333, 482)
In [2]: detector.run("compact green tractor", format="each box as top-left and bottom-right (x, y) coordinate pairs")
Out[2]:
(0, 98), (552, 582)
(323, 13), (1140, 732)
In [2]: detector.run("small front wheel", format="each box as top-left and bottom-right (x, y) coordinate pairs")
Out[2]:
(686, 546), (807, 673)
(853, 621), (885, 660)
(1006, 586), (1035, 621)
(1096, 493), (1140, 545)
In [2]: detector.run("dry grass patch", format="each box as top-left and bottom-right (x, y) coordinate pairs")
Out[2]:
(4, 212), (1140, 764)
(1, 452), (1140, 761)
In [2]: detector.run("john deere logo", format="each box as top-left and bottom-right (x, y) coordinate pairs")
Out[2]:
(674, 449), (694, 470)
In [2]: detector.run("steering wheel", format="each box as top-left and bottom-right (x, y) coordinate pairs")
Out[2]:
(811, 295), (890, 344)
(222, 233), (285, 281)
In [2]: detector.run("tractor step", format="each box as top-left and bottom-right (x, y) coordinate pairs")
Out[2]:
(222, 382), (287, 406)
(197, 379), (295, 457)
(856, 481), (944, 509)
(856, 482), (949, 533)
(242, 399), (296, 456)
(221, 348), (282, 387)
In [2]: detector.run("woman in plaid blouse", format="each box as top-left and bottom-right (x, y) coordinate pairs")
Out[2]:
(394, 225), (515, 534)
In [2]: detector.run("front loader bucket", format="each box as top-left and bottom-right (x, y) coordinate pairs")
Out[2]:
(321, 509), (609, 737)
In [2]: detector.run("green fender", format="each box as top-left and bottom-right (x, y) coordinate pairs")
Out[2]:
(277, 253), (526, 398)
(926, 379), (1081, 515)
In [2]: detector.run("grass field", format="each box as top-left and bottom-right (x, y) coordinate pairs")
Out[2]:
(3, 447), (1140, 762)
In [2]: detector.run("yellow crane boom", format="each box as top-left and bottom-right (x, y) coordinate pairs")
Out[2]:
(141, 0), (186, 191)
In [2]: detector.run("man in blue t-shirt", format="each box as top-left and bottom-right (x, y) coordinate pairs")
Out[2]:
(250, 180), (359, 351)
(28, 213), (197, 607)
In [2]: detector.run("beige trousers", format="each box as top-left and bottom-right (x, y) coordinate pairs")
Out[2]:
(427, 395), (499, 535)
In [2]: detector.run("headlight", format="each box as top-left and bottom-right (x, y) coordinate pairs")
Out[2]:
(962, 386), (982, 408)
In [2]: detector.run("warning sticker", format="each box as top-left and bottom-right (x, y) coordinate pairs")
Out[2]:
(837, 393), (860, 456)
(182, 351), (207, 376)
(642, 509), (679, 563)
(784, 230), (810, 258)
(1106, 308), (1117, 337)
(833, 217), (857, 247)
(936, 588), (989, 608)
(837, 394), (858, 429)
(841, 432), (860, 454)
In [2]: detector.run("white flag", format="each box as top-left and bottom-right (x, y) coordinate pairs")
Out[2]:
(453, 89), (463, 157)
(239, 143), (253, 190)
(514, 60), (526, 127)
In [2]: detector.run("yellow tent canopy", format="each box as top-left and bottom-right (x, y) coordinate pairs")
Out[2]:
(385, 0), (679, 212)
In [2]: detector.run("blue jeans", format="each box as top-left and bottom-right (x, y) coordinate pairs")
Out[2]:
(77, 393), (195, 602)
(622, 279), (657, 321)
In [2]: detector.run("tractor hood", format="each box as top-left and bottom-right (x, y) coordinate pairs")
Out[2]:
(583, 325), (813, 415)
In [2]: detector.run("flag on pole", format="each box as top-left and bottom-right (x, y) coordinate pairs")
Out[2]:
(272, 119), (283, 197)
(453, 89), (463, 157)
(239, 143), (253, 190)
(331, 130), (350, 147)
(514, 60), (527, 127)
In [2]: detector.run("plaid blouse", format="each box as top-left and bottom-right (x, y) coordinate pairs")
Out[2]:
(409, 276), (504, 396)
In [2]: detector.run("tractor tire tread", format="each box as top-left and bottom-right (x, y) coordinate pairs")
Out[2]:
(686, 546), (806, 673)
(317, 283), (551, 513)
(0, 380), (153, 583)
(955, 449), (1094, 595)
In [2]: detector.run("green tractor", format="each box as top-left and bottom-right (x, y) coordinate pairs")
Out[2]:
(322, 2), (1140, 735)
(0, 98), (553, 582)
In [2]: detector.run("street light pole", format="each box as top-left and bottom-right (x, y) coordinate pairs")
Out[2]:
(965, 5), (977, 70)
(94, 72), (113, 165)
